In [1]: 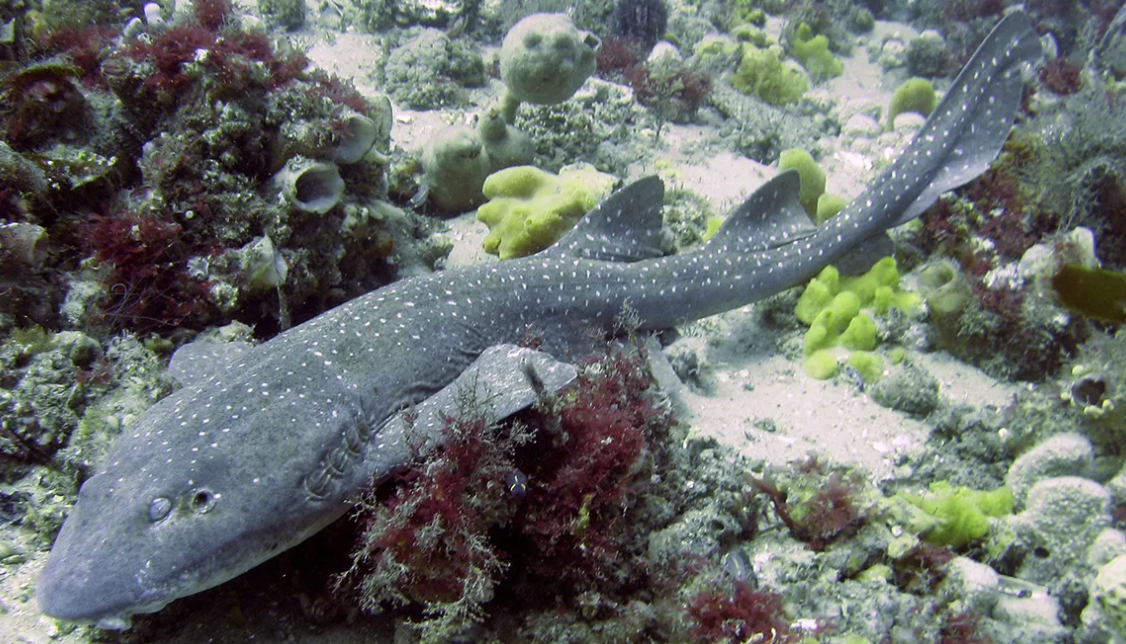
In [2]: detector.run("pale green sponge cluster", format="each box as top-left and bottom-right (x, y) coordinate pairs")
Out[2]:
(795, 257), (921, 381)
(895, 482), (1014, 548)
(476, 164), (617, 259)
(888, 77), (937, 129)
(731, 43), (809, 107)
(777, 148), (847, 223)
(790, 23), (843, 80)
(1094, 554), (1126, 637)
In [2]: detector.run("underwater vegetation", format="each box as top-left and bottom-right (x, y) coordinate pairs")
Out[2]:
(685, 581), (797, 644)
(750, 462), (871, 552)
(0, 0), (429, 340)
(598, 35), (713, 134)
(6, 1), (1126, 643)
(338, 338), (677, 641)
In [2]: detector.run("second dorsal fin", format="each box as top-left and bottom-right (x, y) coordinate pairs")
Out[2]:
(705, 170), (818, 253)
(541, 176), (667, 263)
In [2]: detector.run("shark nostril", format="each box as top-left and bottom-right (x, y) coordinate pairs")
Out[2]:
(148, 497), (171, 522)
(191, 489), (216, 513)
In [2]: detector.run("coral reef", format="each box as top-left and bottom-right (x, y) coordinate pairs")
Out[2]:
(0, 0), (434, 339)
(11, 2), (1126, 644)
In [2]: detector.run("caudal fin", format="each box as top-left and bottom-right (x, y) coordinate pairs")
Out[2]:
(880, 11), (1041, 227)
(701, 11), (1040, 271)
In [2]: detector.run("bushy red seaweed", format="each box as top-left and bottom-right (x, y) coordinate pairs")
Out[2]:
(892, 542), (956, 595)
(39, 26), (119, 84)
(686, 581), (797, 644)
(341, 338), (674, 621)
(340, 406), (515, 613)
(596, 36), (711, 122)
(624, 64), (712, 119)
(80, 209), (216, 333)
(597, 37), (646, 77)
(939, 610), (991, 644)
(517, 338), (668, 587)
(750, 463), (868, 551)
(1039, 58), (1083, 95)
(193, 0), (235, 31)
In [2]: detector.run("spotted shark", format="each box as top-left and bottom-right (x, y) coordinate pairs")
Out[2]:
(37, 11), (1040, 629)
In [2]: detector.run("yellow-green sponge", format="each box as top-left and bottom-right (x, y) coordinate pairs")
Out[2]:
(477, 164), (617, 259)
(795, 258), (921, 381)
(888, 77), (937, 128)
(778, 148), (826, 218)
(897, 482), (1014, 548)
(1095, 554), (1126, 638)
(732, 43), (809, 107)
(790, 23), (843, 80)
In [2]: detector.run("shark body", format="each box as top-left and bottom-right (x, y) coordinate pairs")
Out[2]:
(37, 12), (1039, 628)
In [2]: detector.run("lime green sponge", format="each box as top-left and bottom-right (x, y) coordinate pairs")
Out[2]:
(778, 148), (825, 218)
(795, 258), (921, 380)
(897, 482), (1014, 548)
(1094, 555), (1126, 638)
(477, 164), (617, 259)
(790, 23), (843, 80)
(732, 43), (808, 107)
(815, 193), (848, 225)
(888, 78), (937, 128)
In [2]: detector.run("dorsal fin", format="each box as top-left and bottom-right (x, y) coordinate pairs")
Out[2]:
(541, 175), (666, 262)
(168, 340), (254, 386)
(705, 170), (818, 253)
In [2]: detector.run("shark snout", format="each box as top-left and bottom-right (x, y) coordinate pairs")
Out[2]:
(35, 490), (165, 630)
(37, 547), (142, 629)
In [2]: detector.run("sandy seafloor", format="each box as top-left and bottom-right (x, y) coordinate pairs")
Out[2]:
(0, 2), (1112, 644)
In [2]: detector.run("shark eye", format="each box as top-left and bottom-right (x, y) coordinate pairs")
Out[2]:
(191, 489), (217, 513)
(148, 497), (171, 522)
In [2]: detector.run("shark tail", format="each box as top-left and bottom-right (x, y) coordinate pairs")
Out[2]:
(867, 10), (1042, 229)
(702, 11), (1041, 269)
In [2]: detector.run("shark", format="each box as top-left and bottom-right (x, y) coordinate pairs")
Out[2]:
(36, 11), (1040, 629)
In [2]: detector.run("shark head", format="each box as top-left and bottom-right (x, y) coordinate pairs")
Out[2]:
(35, 340), (577, 628)
(37, 444), (246, 629)
(36, 352), (362, 628)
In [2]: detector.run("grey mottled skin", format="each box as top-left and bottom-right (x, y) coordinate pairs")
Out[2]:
(37, 12), (1039, 628)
